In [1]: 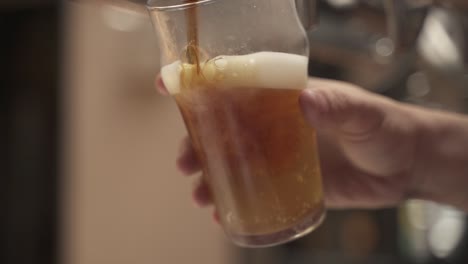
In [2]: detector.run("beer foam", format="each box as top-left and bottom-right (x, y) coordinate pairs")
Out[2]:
(161, 52), (308, 94)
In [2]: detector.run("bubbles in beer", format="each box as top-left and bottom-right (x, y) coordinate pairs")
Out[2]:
(163, 51), (324, 238)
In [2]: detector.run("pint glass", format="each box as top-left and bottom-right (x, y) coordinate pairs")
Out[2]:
(147, 0), (325, 247)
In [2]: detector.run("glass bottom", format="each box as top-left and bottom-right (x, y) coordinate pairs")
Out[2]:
(229, 204), (326, 248)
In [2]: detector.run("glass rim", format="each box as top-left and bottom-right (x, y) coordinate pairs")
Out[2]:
(146, 0), (219, 11)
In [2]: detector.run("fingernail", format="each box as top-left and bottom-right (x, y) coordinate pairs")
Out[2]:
(156, 75), (164, 88)
(155, 75), (169, 95)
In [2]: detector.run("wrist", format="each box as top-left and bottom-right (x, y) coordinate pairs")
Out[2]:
(408, 106), (468, 210)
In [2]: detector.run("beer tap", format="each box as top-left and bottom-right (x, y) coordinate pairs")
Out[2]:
(108, 0), (467, 109)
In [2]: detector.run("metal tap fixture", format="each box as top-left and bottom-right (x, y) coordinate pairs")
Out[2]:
(294, 0), (467, 112)
(114, 0), (467, 108)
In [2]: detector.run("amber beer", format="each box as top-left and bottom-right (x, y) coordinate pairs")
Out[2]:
(161, 52), (324, 246)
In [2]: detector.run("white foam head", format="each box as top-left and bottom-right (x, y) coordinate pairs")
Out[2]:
(161, 52), (308, 94)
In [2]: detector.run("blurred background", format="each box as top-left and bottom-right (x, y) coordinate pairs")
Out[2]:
(2, 0), (468, 264)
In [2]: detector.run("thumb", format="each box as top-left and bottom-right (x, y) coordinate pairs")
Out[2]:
(299, 79), (385, 141)
(299, 79), (416, 177)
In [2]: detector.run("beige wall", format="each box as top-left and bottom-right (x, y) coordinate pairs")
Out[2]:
(61, 2), (234, 264)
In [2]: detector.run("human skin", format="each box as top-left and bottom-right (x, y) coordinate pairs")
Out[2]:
(156, 76), (468, 218)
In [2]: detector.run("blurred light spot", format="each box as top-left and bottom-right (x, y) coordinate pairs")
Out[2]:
(418, 9), (463, 70)
(407, 72), (431, 98)
(406, 200), (430, 230)
(400, 202), (431, 262)
(429, 213), (465, 258)
(327, 0), (358, 8)
(375, 38), (395, 57)
(101, 4), (146, 32)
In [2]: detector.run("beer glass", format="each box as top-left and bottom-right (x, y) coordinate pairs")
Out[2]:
(147, 0), (325, 247)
